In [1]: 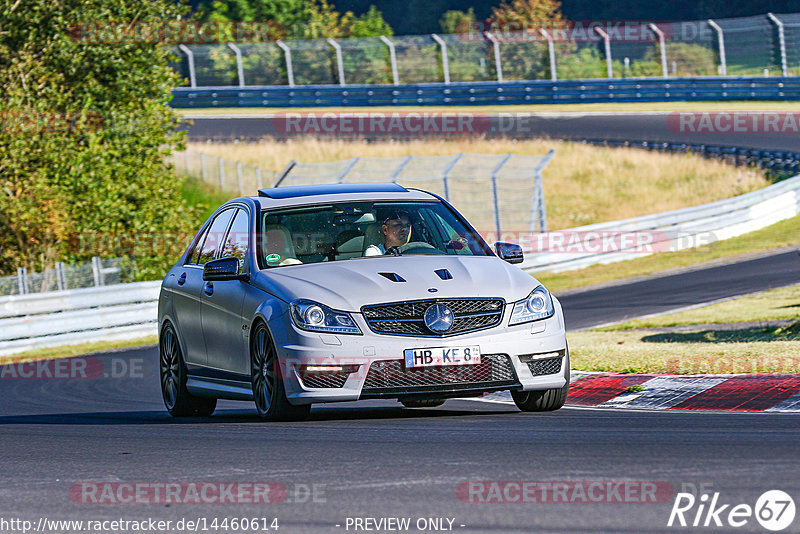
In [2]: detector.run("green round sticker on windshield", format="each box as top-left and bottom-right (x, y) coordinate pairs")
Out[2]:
(266, 253), (281, 263)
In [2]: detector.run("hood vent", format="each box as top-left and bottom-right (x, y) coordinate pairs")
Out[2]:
(379, 272), (406, 283)
(435, 269), (453, 280)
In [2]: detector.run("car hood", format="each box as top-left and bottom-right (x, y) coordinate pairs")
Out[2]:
(250, 255), (540, 312)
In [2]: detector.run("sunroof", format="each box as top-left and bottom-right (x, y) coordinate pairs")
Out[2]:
(259, 183), (408, 199)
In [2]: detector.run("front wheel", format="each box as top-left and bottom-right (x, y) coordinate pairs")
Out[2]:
(512, 351), (570, 412)
(251, 322), (310, 422)
(159, 323), (216, 417)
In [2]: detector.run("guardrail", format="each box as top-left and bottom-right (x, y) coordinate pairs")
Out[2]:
(0, 281), (160, 356)
(171, 76), (800, 108)
(520, 173), (800, 273)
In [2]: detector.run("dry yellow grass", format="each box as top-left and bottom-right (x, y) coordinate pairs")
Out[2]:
(186, 138), (767, 230)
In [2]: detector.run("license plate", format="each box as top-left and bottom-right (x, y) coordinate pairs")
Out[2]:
(403, 346), (481, 368)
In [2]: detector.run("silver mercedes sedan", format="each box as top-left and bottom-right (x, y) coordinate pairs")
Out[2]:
(158, 183), (569, 420)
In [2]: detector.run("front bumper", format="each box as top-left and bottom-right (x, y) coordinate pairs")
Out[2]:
(270, 299), (568, 405)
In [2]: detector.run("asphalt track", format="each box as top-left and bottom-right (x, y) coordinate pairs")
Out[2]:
(2, 347), (800, 533)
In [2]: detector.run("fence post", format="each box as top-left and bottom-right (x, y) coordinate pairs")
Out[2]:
(336, 158), (361, 183)
(276, 40), (295, 87)
(390, 156), (413, 183)
(56, 262), (66, 291)
(256, 167), (263, 190)
(767, 13), (788, 77)
(327, 38), (346, 86)
(648, 23), (669, 77)
(226, 43), (245, 87)
(708, 20), (727, 76)
(441, 153), (463, 202)
(177, 45), (196, 88)
(236, 161), (244, 195)
(17, 267), (28, 295)
(380, 36), (399, 85)
(201, 152), (207, 181)
(183, 150), (190, 175)
(484, 32), (503, 82)
(539, 29), (557, 81)
(490, 154), (513, 237)
(273, 160), (297, 187)
(431, 34), (450, 84)
(218, 157), (225, 189)
(91, 257), (103, 287)
(594, 27), (613, 78)
(531, 150), (555, 233)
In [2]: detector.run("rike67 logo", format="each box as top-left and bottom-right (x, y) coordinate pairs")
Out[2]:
(668, 490), (795, 531)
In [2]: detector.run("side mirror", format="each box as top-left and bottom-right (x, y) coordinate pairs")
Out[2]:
(203, 257), (248, 281)
(494, 242), (524, 264)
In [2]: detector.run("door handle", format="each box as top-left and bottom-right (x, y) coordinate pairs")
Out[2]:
(177, 272), (187, 286)
(204, 281), (214, 296)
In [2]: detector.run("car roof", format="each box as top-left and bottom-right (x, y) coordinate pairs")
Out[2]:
(251, 183), (438, 209)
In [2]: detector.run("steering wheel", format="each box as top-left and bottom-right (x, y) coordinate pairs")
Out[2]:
(399, 241), (439, 254)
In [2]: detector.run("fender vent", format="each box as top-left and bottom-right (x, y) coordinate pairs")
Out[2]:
(379, 272), (406, 282)
(434, 269), (453, 280)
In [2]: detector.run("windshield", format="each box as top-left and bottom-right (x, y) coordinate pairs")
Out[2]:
(258, 200), (492, 268)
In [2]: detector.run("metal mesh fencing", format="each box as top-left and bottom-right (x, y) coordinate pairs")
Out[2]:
(0, 258), (132, 297)
(277, 152), (554, 234)
(171, 149), (275, 196)
(172, 12), (800, 88)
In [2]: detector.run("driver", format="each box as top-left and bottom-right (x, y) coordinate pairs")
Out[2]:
(364, 211), (411, 256)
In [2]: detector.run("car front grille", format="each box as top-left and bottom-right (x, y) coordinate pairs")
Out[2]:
(361, 298), (504, 337)
(360, 354), (518, 397)
(526, 356), (563, 377)
(297, 372), (350, 389)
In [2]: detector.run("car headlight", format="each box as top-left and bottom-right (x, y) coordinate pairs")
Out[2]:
(290, 299), (362, 335)
(509, 285), (554, 325)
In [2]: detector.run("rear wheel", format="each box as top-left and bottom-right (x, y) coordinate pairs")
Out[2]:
(159, 323), (216, 417)
(251, 321), (310, 422)
(512, 351), (570, 413)
(400, 399), (446, 408)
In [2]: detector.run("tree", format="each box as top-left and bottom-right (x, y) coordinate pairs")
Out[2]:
(0, 0), (190, 279)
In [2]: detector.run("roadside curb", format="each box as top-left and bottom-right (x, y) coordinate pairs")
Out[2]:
(482, 372), (800, 412)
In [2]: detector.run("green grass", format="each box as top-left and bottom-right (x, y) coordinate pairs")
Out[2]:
(0, 336), (157, 366)
(567, 284), (800, 374)
(537, 214), (800, 294)
(180, 176), (234, 222)
(175, 101), (800, 115)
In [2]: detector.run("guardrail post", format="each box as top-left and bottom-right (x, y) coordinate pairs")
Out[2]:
(490, 154), (513, 236)
(218, 157), (225, 189)
(767, 13), (788, 77)
(276, 40), (295, 87)
(17, 268), (28, 295)
(177, 44), (197, 88)
(441, 153), (463, 202)
(484, 32), (503, 82)
(431, 34), (450, 84)
(226, 43), (245, 87)
(201, 152), (207, 181)
(327, 38), (346, 86)
(380, 36), (399, 85)
(55, 262), (66, 291)
(648, 23), (669, 77)
(531, 150), (555, 233)
(236, 161), (244, 194)
(91, 257), (104, 287)
(708, 20), (727, 76)
(594, 27), (613, 78)
(539, 29), (557, 81)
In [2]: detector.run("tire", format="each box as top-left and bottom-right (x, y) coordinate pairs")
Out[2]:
(159, 323), (217, 417)
(251, 321), (310, 422)
(511, 351), (570, 413)
(400, 399), (446, 408)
